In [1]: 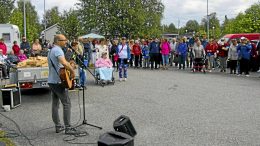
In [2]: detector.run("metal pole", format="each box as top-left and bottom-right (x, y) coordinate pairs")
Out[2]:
(44, 0), (46, 41)
(207, 0), (209, 40)
(23, 0), (26, 38)
(177, 19), (180, 36)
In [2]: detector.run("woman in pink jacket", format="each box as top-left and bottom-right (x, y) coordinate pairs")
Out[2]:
(95, 52), (113, 68)
(95, 52), (113, 82)
(160, 38), (171, 69)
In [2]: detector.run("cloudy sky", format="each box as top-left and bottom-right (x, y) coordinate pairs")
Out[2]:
(32, 0), (259, 27)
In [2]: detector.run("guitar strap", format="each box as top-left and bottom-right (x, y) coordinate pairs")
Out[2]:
(48, 49), (63, 83)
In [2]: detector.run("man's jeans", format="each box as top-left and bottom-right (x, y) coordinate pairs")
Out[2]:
(48, 83), (71, 127)
(79, 67), (86, 87)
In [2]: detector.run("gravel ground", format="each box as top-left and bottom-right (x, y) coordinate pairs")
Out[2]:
(1, 67), (260, 146)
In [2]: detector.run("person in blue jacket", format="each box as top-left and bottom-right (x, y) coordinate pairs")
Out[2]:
(177, 38), (188, 69)
(237, 37), (252, 76)
(116, 37), (131, 81)
(149, 38), (160, 70)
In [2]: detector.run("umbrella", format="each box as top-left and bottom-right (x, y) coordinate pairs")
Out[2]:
(81, 33), (105, 39)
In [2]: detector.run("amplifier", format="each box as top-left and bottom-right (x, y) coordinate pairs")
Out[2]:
(1, 87), (21, 108)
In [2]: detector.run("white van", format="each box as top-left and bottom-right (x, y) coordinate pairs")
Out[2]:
(0, 24), (21, 53)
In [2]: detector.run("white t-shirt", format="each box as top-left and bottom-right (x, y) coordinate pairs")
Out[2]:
(95, 44), (109, 59)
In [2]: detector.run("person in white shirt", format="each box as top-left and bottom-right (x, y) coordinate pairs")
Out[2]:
(96, 38), (109, 60)
(169, 38), (177, 66)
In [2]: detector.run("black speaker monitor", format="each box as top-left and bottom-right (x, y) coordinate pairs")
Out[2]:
(98, 131), (134, 146)
(113, 115), (137, 137)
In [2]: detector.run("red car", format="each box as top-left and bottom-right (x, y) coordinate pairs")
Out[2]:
(220, 33), (260, 43)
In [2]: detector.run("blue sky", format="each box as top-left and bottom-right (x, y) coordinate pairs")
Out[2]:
(32, 0), (259, 27)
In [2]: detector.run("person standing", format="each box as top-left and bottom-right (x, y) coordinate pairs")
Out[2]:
(237, 37), (252, 76)
(149, 38), (160, 70)
(96, 38), (109, 60)
(228, 39), (239, 74)
(217, 39), (229, 72)
(192, 40), (205, 71)
(117, 37), (130, 81)
(169, 38), (177, 66)
(110, 39), (119, 71)
(142, 42), (150, 68)
(133, 40), (141, 68)
(160, 38), (171, 69)
(129, 39), (134, 67)
(20, 37), (31, 58)
(177, 38), (188, 70)
(205, 39), (217, 72)
(48, 34), (80, 135)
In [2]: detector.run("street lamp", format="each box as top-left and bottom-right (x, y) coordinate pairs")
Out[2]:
(23, 0), (30, 38)
(23, 0), (26, 38)
(207, 0), (209, 40)
(44, 0), (46, 41)
(185, 29), (187, 34)
(212, 26), (215, 38)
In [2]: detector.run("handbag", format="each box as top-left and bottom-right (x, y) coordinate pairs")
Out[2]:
(114, 45), (124, 62)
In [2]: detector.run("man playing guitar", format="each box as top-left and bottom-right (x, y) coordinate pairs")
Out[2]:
(48, 34), (80, 135)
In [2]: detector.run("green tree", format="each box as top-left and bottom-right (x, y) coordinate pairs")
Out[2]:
(162, 23), (177, 33)
(77, 0), (164, 38)
(10, 0), (41, 43)
(200, 12), (221, 38)
(59, 9), (82, 40)
(42, 6), (61, 28)
(185, 20), (199, 33)
(0, 0), (15, 23)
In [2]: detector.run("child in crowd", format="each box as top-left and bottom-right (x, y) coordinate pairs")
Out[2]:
(142, 42), (150, 68)
(12, 41), (20, 56)
(18, 50), (27, 62)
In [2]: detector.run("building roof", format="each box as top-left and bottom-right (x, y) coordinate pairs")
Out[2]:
(42, 23), (59, 32)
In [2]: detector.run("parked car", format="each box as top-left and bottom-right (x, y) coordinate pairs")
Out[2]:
(219, 33), (260, 44)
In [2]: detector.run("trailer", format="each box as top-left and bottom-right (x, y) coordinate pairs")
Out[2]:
(10, 67), (49, 89)
(0, 24), (21, 53)
(10, 67), (79, 89)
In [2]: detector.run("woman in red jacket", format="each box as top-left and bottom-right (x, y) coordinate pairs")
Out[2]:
(0, 38), (7, 55)
(133, 40), (141, 68)
(12, 41), (20, 56)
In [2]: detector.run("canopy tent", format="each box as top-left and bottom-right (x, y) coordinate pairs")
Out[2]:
(81, 33), (105, 39)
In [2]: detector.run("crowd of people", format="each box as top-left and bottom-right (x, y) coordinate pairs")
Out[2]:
(0, 36), (53, 79)
(68, 35), (260, 80)
(0, 34), (259, 81)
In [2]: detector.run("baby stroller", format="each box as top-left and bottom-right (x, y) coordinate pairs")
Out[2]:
(192, 58), (206, 73)
(94, 67), (115, 87)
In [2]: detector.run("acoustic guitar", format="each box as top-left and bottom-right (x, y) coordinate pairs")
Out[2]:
(59, 68), (74, 89)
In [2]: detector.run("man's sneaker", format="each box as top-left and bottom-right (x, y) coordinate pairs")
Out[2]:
(257, 70), (260, 73)
(55, 125), (65, 133)
(119, 78), (123, 82)
(245, 74), (250, 77)
(124, 78), (127, 81)
(65, 127), (82, 135)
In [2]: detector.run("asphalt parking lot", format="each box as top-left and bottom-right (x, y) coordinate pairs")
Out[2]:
(1, 67), (260, 146)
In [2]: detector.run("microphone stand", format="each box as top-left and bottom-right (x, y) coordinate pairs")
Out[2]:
(73, 51), (102, 130)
